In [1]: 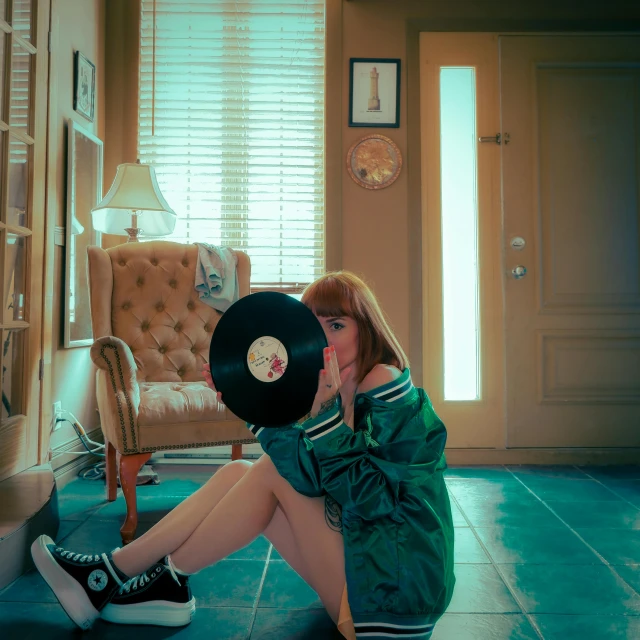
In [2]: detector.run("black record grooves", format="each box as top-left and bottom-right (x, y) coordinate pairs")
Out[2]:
(209, 292), (328, 427)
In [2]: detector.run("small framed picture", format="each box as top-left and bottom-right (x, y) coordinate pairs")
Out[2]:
(73, 51), (96, 122)
(349, 58), (401, 128)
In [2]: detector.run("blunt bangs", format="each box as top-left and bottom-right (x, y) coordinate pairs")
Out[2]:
(301, 276), (353, 319)
(300, 270), (409, 382)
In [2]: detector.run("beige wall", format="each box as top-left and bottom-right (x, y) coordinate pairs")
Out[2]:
(48, 0), (105, 450)
(338, 0), (640, 385)
(42, 0), (640, 456)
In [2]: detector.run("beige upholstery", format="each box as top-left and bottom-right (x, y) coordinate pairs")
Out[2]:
(88, 241), (256, 455)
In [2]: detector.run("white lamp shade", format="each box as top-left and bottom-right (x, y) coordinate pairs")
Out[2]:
(91, 162), (177, 236)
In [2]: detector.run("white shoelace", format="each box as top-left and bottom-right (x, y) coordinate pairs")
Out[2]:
(118, 561), (181, 595)
(119, 570), (154, 593)
(58, 549), (100, 563)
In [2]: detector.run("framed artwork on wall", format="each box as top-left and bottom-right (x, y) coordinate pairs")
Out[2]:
(349, 58), (401, 128)
(73, 51), (96, 122)
(64, 120), (103, 348)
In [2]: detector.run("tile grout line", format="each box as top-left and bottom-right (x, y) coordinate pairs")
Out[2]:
(572, 465), (640, 512)
(447, 466), (546, 640)
(505, 467), (640, 600)
(245, 543), (273, 639)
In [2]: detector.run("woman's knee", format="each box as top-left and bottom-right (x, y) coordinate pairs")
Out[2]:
(211, 459), (253, 485)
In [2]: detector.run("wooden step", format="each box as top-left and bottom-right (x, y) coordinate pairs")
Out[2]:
(0, 464), (59, 590)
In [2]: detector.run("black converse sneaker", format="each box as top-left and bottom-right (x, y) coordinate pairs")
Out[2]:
(30, 535), (128, 630)
(101, 557), (195, 627)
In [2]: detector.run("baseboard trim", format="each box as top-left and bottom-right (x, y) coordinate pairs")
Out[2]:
(445, 448), (640, 466)
(153, 446), (639, 467)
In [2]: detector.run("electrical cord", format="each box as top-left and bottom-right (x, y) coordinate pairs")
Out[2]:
(63, 412), (108, 480)
(50, 410), (158, 485)
(79, 460), (106, 481)
(62, 410), (105, 450)
(46, 409), (106, 480)
(50, 410), (105, 458)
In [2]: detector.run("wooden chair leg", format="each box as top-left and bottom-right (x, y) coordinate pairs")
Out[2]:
(119, 452), (152, 545)
(231, 444), (242, 461)
(105, 441), (117, 502)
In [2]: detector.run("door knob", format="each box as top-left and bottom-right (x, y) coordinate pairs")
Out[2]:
(512, 265), (527, 279)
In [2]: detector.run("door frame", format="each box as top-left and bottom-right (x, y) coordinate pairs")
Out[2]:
(419, 32), (504, 450)
(418, 29), (640, 463)
(0, 0), (51, 481)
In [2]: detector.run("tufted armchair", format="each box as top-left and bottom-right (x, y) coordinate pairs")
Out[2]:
(87, 241), (256, 544)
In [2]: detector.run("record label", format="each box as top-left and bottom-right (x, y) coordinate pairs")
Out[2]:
(247, 336), (288, 383)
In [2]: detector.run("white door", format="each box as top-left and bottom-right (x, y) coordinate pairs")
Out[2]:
(501, 36), (640, 448)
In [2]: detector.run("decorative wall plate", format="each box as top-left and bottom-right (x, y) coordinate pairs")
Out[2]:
(346, 134), (402, 189)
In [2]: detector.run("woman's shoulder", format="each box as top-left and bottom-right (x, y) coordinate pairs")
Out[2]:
(357, 364), (404, 394)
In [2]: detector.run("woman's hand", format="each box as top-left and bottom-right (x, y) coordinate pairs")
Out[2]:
(202, 363), (223, 404)
(309, 346), (352, 419)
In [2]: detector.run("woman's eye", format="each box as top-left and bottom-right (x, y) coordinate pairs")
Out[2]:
(330, 323), (344, 331)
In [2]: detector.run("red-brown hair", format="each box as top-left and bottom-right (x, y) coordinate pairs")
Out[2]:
(301, 271), (409, 383)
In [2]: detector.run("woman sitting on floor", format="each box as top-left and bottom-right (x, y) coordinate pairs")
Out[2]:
(31, 271), (455, 639)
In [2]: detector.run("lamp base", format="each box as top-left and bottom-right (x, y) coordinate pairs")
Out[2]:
(124, 228), (142, 242)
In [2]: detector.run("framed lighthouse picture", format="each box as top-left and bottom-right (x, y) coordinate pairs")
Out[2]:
(349, 58), (401, 128)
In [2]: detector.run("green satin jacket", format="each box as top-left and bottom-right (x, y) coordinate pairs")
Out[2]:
(248, 369), (455, 639)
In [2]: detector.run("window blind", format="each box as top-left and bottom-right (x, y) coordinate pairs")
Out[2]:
(139, 0), (326, 290)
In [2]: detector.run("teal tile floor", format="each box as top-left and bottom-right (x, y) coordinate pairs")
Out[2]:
(1, 464), (639, 639)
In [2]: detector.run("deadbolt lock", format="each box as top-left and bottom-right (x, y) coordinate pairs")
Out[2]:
(512, 265), (527, 279)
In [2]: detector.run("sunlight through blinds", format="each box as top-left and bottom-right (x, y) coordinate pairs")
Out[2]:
(139, 1), (326, 290)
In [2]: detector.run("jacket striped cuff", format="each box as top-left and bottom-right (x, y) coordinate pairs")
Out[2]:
(247, 423), (264, 438)
(353, 620), (434, 638)
(303, 409), (346, 442)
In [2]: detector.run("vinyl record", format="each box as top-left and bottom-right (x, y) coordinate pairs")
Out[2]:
(209, 292), (328, 427)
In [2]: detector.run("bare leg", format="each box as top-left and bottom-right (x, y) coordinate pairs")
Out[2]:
(262, 506), (313, 585)
(111, 460), (253, 575)
(112, 455), (345, 622)
(262, 503), (345, 622)
(170, 455), (346, 622)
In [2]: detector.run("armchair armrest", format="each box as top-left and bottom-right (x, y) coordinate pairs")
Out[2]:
(91, 336), (142, 454)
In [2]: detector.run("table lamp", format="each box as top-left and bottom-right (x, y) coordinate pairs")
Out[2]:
(91, 161), (176, 242)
